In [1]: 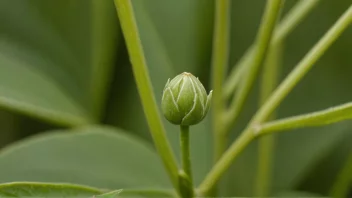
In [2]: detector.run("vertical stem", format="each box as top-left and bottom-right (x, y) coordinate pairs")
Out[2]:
(211, 0), (231, 161)
(179, 126), (194, 198)
(255, 42), (282, 196)
(180, 125), (193, 185)
(114, 0), (179, 190)
(256, 136), (275, 195)
(224, 0), (284, 131)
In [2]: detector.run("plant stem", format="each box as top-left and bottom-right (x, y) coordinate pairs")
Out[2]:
(211, 0), (231, 162)
(178, 126), (194, 198)
(180, 125), (193, 187)
(224, 0), (283, 133)
(330, 154), (352, 198)
(198, 5), (352, 195)
(114, 0), (179, 189)
(255, 42), (282, 196)
(256, 135), (275, 195)
(260, 102), (352, 134)
(251, 4), (352, 125)
(224, 0), (322, 100)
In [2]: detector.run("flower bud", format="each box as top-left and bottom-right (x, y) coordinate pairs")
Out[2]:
(161, 72), (212, 126)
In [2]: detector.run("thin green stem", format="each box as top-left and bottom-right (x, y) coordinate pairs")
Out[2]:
(114, 0), (179, 190)
(178, 126), (194, 198)
(255, 42), (282, 196)
(180, 126), (193, 186)
(330, 154), (352, 198)
(251, 4), (352, 125)
(260, 102), (352, 134)
(211, 0), (231, 161)
(198, 5), (352, 195)
(224, 0), (322, 100)
(224, 0), (283, 132)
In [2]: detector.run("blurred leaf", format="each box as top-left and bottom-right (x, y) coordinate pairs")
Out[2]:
(0, 110), (17, 148)
(118, 189), (174, 198)
(132, 0), (214, 76)
(0, 182), (102, 197)
(0, 0), (119, 126)
(0, 109), (56, 149)
(297, 132), (352, 195)
(0, 126), (171, 189)
(275, 190), (325, 197)
(95, 190), (122, 198)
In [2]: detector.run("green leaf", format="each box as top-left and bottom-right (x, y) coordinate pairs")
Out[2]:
(0, 0), (119, 126)
(95, 190), (122, 198)
(0, 182), (102, 197)
(118, 189), (174, 198)
(0, 126), (171, 189)
(0, 110), (17, 147)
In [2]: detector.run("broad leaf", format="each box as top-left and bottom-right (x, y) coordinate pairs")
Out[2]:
(0, 182), (102, 197)
(0, 0), (119, 126)
(0, 126), (171, 189)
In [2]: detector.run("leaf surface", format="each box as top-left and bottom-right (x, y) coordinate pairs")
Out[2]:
(0, 0), (119, 126)
(0, 182), (102, 197)
(0, 126), (171, 189)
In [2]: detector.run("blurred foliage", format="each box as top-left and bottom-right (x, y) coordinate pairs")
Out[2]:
(0, 0), (351, 197)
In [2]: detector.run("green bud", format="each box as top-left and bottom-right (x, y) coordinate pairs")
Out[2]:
(161, 72), (212, 126)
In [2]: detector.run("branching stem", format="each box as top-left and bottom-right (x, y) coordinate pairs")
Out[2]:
(198, 5), (352, 195)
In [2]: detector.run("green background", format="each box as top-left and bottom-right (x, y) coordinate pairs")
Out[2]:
(0, 0), (351, 197)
